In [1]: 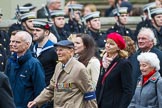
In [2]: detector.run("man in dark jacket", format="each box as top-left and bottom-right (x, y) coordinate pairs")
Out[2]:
(5, 31), (46, 108)
(150, 8), (162, 50)
(32, 20), (58, 86)
(65, 4), (85, 34)
(107, 7), (134, 41)
(130, 27), (162, 91)
(84, 11), (106, 58)
(134, 2), (156, 42)
(0, 72), (16, 108)
(8, 12), (36, 36)
(51, 10), (70, 41)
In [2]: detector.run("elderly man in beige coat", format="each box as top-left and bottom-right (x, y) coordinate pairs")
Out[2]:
(27, 40), (98, 108)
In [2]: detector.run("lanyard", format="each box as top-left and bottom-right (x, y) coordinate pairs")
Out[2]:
(102, 62), (118, 85)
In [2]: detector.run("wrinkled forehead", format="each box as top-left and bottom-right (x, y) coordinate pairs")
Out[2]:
(137, 31), (150, 38)
(139, 61), (150, 66)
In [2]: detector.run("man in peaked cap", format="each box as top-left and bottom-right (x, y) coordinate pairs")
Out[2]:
(37, 0), (61, 18)
(20, 12), (36, 34)
(28, 39), (98, 108)
(32, 20), (58, 108)
(50, 10), (70, 41)
(65, 4), (85, 34)
(84, 11), (106, 58)
(150, 8), (162, 50)
(15, 3), (36, 15)
(8, 12), (36, 36)
(107, 7), (135, 41)
(23, 3), (36, 12)
(134, 2), (158, 41)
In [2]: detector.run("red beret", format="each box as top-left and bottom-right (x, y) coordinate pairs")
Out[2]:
(106, 32), (126, 50)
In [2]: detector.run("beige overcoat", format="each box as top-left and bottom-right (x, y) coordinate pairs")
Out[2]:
(34, 57), (98, 108)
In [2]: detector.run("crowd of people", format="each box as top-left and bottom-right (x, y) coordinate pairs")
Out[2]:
(0, 0), (162, 108)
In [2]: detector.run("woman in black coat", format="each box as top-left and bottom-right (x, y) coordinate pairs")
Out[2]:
(96, 32), (133, 108)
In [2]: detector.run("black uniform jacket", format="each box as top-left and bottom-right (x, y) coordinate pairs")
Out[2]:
(107, 23), (135, 41)
(33, 40), (58, 85)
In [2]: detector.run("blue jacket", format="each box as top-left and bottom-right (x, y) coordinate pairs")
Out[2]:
(5, 50), (46, 108)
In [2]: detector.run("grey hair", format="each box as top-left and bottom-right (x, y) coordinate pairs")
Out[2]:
(16, 31), (32, 46)
(47, 0), (57, 6)
(138, 27), (157, 45)
(137, 52), (160, 71)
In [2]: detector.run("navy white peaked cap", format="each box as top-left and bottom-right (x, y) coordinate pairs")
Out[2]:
(24, 5), (36, 10)
(20, 12), (36, 22)
(113, 7), (128, 15)
(151, 8), (162, 17)
(16, 6), (30, 13)
(33, 20), (53, 30)
(84, 11), (100, 22)
(51, 10), (65, 18)
(68, 4), (83, 10)
(143, 2), (156, 11)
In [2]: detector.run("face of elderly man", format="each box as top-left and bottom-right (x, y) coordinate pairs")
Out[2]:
(10, 32), (31, 56)
(137, 31), (154, 51)
(139, 61), (155, 76)
(56, 46), (74, 64)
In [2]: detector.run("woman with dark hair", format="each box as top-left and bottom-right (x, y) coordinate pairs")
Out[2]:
(74, 33), (100, 88)
(96, 32), (133, 108)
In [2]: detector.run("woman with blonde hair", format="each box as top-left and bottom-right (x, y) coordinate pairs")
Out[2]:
(96, 32), (133, 108)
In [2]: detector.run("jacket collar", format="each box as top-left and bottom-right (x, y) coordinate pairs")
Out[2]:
(58, 57), (76, 74)
(17, 50), (32, 65)
(105, 55), (120, 71)
(148, 72), (161, 83)
(33, 40), (54, 55)
(139, 72), (161, 85)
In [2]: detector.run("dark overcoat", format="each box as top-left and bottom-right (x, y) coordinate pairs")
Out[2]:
(96, 56), (133, 108)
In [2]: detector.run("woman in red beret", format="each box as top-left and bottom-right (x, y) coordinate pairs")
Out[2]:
(96, 32), (133, 108)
